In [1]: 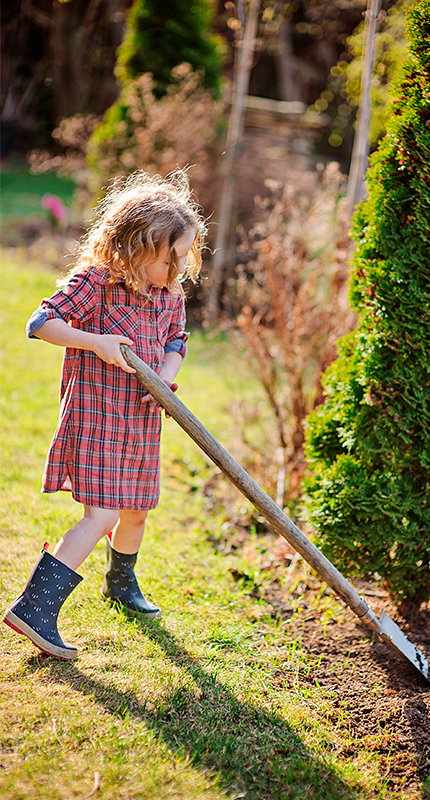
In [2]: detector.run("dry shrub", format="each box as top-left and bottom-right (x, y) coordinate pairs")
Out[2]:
(28, 64), (225, 215)
(87, 63), (225, 212)
(28, 114), (101, 209)
(232, 162), (355, 504)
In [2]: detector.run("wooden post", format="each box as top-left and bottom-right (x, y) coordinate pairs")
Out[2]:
(206, 0), (261, 323)
(346, 0), (382, 219)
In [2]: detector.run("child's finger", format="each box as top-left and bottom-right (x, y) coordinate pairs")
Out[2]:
(117, 339), (136, 372)
(165, 383), (178, 417)
(140, 393), (161, 411)
(118, 354), (136, 373)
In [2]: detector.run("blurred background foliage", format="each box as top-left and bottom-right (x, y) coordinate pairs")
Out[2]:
(310, 0), (415, 151)
(1, 0), (408, 158)
(115, 0), (225, 96)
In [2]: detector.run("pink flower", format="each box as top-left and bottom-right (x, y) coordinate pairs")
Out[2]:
(41, 194), (68, 223)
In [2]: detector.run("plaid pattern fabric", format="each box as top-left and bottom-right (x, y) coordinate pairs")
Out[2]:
(34, 267), (188, 510)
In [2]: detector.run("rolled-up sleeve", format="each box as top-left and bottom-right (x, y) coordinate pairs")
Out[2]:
(164, 296), (189, 358)
(26, 270), (98, 339)
(26, 309), (65, 339)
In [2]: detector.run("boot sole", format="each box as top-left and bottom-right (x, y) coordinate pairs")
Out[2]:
(101, 594), (161, 619)
(3, 609), (78, 660)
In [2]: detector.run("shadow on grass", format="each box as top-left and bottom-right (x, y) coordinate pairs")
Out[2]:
(27, 621), (357, 800)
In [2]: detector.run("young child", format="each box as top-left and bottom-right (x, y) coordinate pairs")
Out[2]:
(3, 170), (205, 660)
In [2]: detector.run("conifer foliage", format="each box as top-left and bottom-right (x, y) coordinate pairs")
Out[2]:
(304, 0), (430, 605)
(115, 0), (223, 97)
(86, 0), (223, 200)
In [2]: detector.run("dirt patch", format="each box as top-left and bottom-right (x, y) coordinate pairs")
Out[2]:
(282, 605), (430, 796)
(205, 482), (430, 798)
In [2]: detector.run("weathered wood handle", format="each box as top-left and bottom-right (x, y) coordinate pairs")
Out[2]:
(121, 345), (381, 631)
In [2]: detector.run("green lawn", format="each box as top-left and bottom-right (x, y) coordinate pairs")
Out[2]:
(0, 167), (76, 223)
(0, 251), (417, 799)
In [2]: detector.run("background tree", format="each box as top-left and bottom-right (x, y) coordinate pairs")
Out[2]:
(86, 64), (224, 206)
(86, 0), (224, 200)
(308, 0), (413, 159)
(342, 0), (414, 146)
(0, 0), (129, 150)
(304, 0), (430, 607)
(115, 0), (224, 97)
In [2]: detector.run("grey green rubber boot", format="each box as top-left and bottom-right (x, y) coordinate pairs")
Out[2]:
(102, 536), (160, 618)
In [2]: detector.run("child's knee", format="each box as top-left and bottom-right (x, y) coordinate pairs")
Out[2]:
(84, 507), (119, 536)
(119, 509), (148, 529)
(101, 513), (120, 536)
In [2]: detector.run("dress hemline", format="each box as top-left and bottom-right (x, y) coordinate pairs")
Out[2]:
(40, 486), (159, 511)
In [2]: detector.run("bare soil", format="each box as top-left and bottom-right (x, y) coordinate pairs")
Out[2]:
(207, 486), (430, 798)
(278, 596), (430, 797)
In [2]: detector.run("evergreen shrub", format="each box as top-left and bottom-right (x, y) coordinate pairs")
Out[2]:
(304, 0), (430, 606)
(87, 0), (224, 201)
(116, 0), (223, 98)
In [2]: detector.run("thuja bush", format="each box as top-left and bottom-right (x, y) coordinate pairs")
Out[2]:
(305, 0), (430, 606)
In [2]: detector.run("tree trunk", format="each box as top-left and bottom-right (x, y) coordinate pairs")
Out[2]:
(276, 18), (299, 102)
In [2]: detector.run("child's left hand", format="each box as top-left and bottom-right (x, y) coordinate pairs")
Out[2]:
(140, 381), (178, 417)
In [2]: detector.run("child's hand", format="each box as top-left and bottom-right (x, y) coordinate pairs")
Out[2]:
(92, 335), (136, 373)
(141, 381), (178, 416)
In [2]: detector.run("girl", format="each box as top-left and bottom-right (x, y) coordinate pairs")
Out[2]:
(3, 170), (205, 660)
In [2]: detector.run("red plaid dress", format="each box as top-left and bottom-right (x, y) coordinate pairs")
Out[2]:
(34, 267), (188, 510)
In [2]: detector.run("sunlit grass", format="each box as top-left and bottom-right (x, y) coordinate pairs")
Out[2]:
(0, 250), (418, 799)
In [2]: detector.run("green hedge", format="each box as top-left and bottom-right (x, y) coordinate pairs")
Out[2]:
(304, 0), (430, 605)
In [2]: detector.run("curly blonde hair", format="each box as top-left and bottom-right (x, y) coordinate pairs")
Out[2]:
(62, 170), (206, 298)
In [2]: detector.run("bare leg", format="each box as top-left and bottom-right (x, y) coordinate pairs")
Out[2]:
(111, 509), (149, 554)
(53, 506), (120, 571)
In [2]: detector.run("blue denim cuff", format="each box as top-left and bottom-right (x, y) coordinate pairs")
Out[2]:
(26, 309), (64, 339)
(164, 337), (188, 358)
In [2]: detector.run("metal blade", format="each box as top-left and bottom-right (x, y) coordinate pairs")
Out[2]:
(379, 610), (429, 681)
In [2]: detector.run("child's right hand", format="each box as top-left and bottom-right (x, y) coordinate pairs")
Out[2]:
(92, 335), (136, 373)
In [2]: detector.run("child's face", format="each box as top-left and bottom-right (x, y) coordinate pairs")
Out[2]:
(144, 228), (196, 288)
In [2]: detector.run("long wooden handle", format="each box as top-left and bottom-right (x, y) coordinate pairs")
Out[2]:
(121, 345), (380, 630)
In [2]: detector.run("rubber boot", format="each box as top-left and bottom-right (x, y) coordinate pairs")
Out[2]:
(3, 546), (83, 660)
(101, 536), (160, 618)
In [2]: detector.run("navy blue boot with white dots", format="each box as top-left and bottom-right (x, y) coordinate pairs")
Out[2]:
(3, 546), (82, 659)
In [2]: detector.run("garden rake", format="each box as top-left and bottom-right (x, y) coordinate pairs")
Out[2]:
(121, 345), (429, 683)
